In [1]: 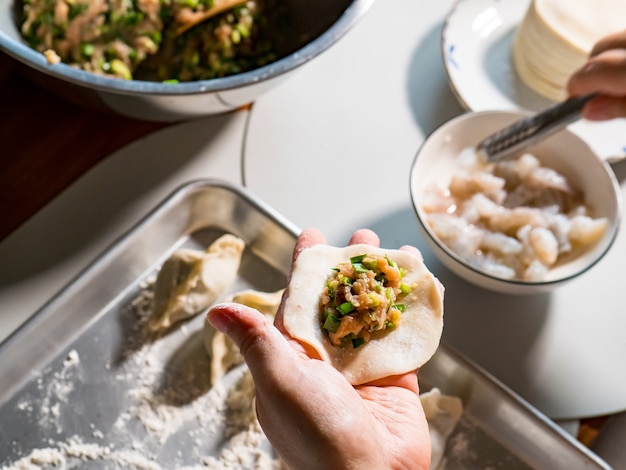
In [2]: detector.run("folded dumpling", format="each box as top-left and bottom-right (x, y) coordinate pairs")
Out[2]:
(149, 234), (245, 331)
(420, 387), (464, 469)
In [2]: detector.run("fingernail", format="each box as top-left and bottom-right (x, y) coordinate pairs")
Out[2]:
(207, 305), (231, 333)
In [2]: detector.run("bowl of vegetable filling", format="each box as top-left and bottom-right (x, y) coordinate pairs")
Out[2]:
(0, 0), (374, 121)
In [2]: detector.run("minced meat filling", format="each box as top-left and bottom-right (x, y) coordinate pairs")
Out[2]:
(320, 254), (412, 349)
(20, 0), (284, 82)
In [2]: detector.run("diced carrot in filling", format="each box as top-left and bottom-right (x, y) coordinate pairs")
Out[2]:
(320, 254), (411, 349)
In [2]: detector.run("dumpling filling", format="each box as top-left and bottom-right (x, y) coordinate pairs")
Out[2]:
(20, 0), (286, 82)
(321, 254), (411, 349)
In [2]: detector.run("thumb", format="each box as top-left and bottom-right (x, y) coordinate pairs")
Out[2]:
(207, 302), (295, 379)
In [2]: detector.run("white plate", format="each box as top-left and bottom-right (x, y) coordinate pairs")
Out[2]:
(442, 0), (626, 162)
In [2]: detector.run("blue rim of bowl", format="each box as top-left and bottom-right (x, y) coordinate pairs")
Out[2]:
(0, 0), (375, 96)
(409, 111), (623, 289)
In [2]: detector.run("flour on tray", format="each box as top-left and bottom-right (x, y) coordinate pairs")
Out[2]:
(0, 277), (282, 470)
(2, 273), (458, 470)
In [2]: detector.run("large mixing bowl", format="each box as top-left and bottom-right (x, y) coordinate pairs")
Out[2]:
(0, 0), (374, 121)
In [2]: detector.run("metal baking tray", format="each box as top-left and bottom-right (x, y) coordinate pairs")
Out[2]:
(0, 180), (610, 469)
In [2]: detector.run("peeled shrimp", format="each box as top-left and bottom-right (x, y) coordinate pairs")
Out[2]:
(422, 148), (607, 281)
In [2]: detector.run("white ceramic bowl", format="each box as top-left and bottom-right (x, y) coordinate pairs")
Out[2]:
(410, 110), (622, 295)
(0, 0), (374, 122)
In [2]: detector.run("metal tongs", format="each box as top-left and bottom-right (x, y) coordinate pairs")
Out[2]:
(476, 93), (597, 162)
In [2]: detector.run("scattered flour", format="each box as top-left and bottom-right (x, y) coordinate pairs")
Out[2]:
(63, 350), (80, 368)
(1, 279), (282, 470)
(25, 349), (83, 435)
(2, 435), (167, 470)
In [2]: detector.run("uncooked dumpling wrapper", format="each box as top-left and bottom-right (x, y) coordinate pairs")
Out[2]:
(282, 244), (444, 385)
(150, 234), (245, 331)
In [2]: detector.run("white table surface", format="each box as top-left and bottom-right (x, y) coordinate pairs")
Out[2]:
(1, 0), (625, 424)
(245, 0), (626, 422)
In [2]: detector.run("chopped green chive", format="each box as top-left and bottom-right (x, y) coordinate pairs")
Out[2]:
(68, 3), (88, 20)
(385, 255), (397, 268)
(367, 292), (381, 307)
(363, 258), (377, 270)
(350, 254), (366, 264)
(80, 43), (94, 57)
(323, 313), (341, 333)
(352, 262), (368, 274)
(351, 337), (365, 348)
(150, 31), (163, 45)
(337, 302), (355, 315)
(109, 59), (133, 79)
(236, 23), (250, 38)
(338, 275), (352, 286)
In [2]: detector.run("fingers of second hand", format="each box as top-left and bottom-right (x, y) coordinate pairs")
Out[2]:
(296, 227), (382, 255)
(400, 244), (423, 261)
(348, 228), (380, 246)
(293, 228), (326, 263)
